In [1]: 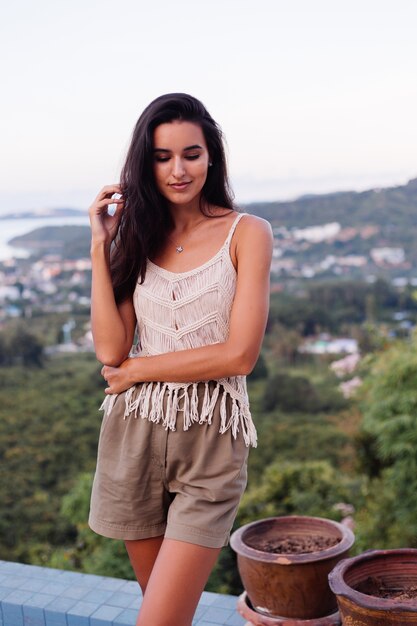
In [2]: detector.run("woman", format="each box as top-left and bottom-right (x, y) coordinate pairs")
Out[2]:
(88, 93), (272, 626)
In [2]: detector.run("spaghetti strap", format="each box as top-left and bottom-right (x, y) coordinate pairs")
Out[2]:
(224, 212), (247, 248)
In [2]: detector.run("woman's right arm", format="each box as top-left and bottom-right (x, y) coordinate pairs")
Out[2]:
(89, 185), (136, 366)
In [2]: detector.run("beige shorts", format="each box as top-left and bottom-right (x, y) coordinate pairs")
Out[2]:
(88, 382), (249, 548)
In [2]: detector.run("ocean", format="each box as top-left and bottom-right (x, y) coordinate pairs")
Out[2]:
(0, 215), (90, 261)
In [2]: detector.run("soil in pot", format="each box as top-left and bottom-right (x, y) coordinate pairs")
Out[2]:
(248, 534), (340, 554)
(355, 576), (417, 601)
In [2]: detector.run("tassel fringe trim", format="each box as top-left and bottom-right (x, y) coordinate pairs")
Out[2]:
(100, 380), (257, 448)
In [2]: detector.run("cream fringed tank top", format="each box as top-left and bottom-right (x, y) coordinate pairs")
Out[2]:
(101, 212), (257, 447)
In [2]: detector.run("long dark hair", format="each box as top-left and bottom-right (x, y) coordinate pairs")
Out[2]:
(111, 93), (235, 303)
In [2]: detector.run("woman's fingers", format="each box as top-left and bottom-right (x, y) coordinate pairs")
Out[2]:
(101, 365), (114, 378)
(91, 196), (124, 214)
(96, 184), (122, 201)
(89, 185), (123, 214)
(88, 186), (125, 245)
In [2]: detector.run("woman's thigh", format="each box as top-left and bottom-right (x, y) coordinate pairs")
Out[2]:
(124, 535), (164, 595)
(132, 537), (221, 626)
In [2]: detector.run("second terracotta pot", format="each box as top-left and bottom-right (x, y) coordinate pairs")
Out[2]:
(329, 548), (417, 625)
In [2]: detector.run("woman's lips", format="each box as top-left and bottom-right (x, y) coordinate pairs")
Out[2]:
(169, 182), (191, 190)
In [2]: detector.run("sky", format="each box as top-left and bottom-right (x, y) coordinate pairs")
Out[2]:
(1, 0), (417, 213)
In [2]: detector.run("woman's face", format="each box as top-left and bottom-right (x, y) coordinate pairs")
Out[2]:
(152, 120), (210, 208)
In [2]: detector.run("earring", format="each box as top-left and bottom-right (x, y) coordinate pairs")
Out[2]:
(208, 161), (213, 167)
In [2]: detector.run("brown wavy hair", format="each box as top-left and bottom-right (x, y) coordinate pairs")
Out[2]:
(111, 93), (235, 303)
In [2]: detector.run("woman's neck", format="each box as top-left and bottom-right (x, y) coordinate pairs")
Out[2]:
(169, 201), (211, 233)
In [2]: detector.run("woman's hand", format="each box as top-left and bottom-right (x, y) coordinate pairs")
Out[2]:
(89, 184), (125, 247)
(101, 358), (137, 394)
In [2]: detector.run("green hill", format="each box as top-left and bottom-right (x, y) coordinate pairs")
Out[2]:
(9, 225), (91, 259)
(245, 177), (417, 229)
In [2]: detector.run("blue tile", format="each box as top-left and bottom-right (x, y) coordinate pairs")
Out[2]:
(90, 604), (124, 626)
(26, 568), (62, 580)
(22, 605), (45, 626)
(81, 589), (113, 604)
(201, 607), (234, 624)
(117, 581), (140, 595)
(2, 588), (34, 605)
(224, 612), (246, 626)
(60, 585), (90, 601)
(57, 571), (86, 583)
(106, 592), (136, 609)
(40, 582), (69, 597)
(67, 601), (98, 617)
(66, 601), (98, 626)
(77, 574), (103, 587)
(211, 595), (237, 610)
(1, 613), (23, 626)
(2, 590), (33, 626)
(196, 622), (223, 626)
(193, 604), (208, 620)
(44, 597), (77, 626)
(19, 579), (49, 593)
(1, 576), (31, 589)
(199, 591), (219, 606)
(25, 594), (57, 609)
(112, 608), (137, 626)
(127, 595), (142, 610)
(67, 615), (88, 626)
(96, 578), (126, 592)
(0, 585), (14, 600)
(0, 562), (28, 574)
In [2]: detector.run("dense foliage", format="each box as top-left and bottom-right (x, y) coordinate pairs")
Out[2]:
(353, 334), (417, 550)
(0, 354), (104, 563)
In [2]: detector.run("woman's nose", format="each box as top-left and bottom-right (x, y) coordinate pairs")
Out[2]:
(172, 157), (186, 178)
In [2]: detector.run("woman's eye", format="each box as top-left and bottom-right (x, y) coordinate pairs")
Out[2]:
(185, 154), (200, 160)
(155, 156), (170, 163)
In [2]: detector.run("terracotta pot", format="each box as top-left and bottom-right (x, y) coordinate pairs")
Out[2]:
(329, 549), (417, 625)
(230, 516), (354, 620)
(237, 592), (341, 625)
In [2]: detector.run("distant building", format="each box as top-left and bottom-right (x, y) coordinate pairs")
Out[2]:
(370, 247), (405, 266)
(337, 255), (367, 267)
(0, 286), (20, 301)
(299, 335), (359, 355)
(292, 222), (341, 243)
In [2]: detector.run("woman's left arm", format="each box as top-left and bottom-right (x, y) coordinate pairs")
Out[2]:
(102, 215), (273, 394)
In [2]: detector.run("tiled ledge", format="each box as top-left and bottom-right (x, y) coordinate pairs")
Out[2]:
(0, 560), (245, 626)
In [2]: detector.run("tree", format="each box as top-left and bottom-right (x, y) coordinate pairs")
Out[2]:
(0, 325), (44, 367)
(354, 331), (417, 549)
(237, 460), (362, 526)
(263, 372), (319, 412)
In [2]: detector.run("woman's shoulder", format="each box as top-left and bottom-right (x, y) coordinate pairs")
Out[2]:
(229, 212), (273, 268)
(236, 212), (273, 240)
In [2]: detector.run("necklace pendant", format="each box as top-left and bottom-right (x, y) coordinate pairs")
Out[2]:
(175, 245), (184, 253)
